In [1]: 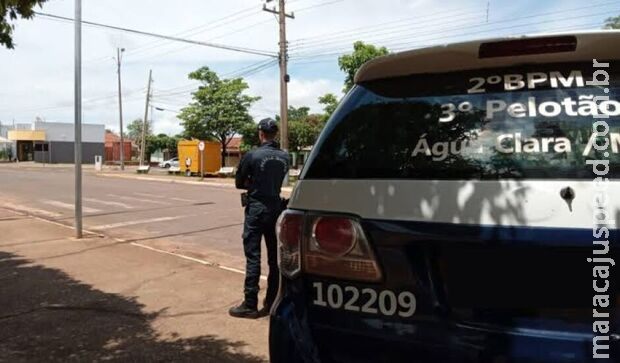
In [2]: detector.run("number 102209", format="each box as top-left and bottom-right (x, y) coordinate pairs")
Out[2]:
(312, 282), (417, 318)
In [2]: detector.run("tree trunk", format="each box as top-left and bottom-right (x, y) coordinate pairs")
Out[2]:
(221, 140), (227, 168)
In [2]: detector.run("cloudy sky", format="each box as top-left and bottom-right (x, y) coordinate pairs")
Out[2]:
(0, 0), (617, 135)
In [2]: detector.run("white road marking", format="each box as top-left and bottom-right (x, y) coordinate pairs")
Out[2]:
(108, 194), (170, 205)
(133, 192), (165, 199)
(133, 192), (195, 203)
(84, 198), (134, 209)
(170, 197), (196, 203)
(90, 216), (185, 230)
(2, 202), (62, 218)
(43, 200), (101, 213)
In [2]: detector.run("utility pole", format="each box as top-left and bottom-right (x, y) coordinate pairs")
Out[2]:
(486, 1), (490, 23)
(115, 47), (125, 170)
(264, 0), (294, 184)
(263, 0), (294, 150)
(74, 0), (83, 238)
(140, 69), (152, 166)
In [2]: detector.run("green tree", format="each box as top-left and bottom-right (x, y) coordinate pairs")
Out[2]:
(239, 122), (261, 153)
(126, 118), (152, 161)
(240, 102), (330, 153)
(284, 105), (326, 152)
(318, 93), (339, 121)
(289, 114), (325, 152)
(178, 67), (260, 167)
(338, 41), (389, 93)
(604, 15), (620, 29)
(147, 133), (181, 157)
(1, 0), (48, 49)
(288, 106), (310, 121)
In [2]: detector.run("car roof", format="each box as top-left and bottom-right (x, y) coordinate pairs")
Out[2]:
(354, 30), (620, 83)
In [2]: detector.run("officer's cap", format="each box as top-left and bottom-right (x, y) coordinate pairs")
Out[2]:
(258, 118), (278, 134)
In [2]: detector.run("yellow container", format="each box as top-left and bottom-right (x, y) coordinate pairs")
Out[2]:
(177, 140), (221, 176)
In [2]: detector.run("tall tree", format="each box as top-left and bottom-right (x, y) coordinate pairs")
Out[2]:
(604, 15), (620, 29)
(1, 0), (48, 49)
(239, 122), (261, 153)
(289, 114), (325, 152)
(127, 118), (152, 161)
(178, 67), (259, 167)
(285, 106), (326, 152)
(147, 133), (180, 157)
(338, 41), (389, 93)
(318, 93), (339, 121)
(240, 101), (331, 154)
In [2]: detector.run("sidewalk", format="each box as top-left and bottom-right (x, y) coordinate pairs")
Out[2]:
(0, 208), (269, 362)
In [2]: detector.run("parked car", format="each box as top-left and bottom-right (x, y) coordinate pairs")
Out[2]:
(159, 157), (178, 168)
(270, 31), (620, 363)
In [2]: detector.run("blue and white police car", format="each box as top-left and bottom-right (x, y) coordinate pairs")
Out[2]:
(271, 31), (619, 362)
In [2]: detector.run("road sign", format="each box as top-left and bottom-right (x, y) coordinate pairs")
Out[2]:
(198, 141), (205, 151)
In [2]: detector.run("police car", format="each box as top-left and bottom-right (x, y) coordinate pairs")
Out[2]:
(271, 31), (619, 362)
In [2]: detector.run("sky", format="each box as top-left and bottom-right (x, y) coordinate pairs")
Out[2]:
(0, 0), (617, 135)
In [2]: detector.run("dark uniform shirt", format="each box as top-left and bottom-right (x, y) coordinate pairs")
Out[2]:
(235, 140), (289, 201)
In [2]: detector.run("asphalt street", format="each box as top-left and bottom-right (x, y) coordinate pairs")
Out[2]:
(0, 164), (263, 274)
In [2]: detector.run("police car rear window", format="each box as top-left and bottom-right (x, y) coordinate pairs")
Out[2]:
(304, 62), (620, 180)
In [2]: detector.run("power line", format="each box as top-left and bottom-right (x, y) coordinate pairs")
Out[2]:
(288, 6), (485, 47)
(289, 15), (481, 56)
(289, 11), (483, 52)
(120, 6), (264, 60)
(151, 59), (279, 101)
(384, 10), (619, 53)
(123, 17), (276, 66)
(287, 19), (607, 67)
(0, 88), (147, 114)
(83, 0), (339, 65)
(290, 0), (616, 54)
(226, 59), (279, 78)
(152, 83), (200, 95)
(34, 12), (278, 58)
(294, 0), (345, 13)
(291, 5), (619, 59)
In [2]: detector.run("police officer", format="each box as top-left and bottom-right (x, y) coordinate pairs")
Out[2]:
(229, 118), (289, 319)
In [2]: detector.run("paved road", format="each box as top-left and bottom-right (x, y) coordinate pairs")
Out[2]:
(0, 164), (261, 273)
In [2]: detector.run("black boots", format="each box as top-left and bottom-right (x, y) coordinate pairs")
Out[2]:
(229, 301), (259, 319)
(258, 298), (273, 317)
(229, 299), (275, 319)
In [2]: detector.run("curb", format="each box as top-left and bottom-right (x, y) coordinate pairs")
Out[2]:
(96, 173), (237, 188)
(95, 172), (294, 193)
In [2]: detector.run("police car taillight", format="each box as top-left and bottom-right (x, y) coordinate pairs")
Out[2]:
(312, 217), (355, 256)
(278, 211), (382, 282)
(305, 215), (382, 283)
(276, 210), (303, 278)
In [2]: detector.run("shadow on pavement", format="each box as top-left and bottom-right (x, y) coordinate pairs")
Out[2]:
(0, 251), (265, 363)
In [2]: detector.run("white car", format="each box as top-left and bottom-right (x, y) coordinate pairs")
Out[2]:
(159, 157), (178, 168)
